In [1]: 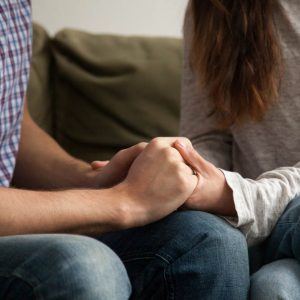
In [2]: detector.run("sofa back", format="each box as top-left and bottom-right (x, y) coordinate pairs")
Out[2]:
(27, 24), (182, 162)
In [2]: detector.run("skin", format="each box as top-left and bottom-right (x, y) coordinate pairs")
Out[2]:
(0, 102), (198, 236)
(174, 140), (236, 217)
(93, 138), (237, 217)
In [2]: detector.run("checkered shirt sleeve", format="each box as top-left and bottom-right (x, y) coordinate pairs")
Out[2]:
(0, 0), (32, 186)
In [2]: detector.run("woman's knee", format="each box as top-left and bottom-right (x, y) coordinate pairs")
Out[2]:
(161, 211), (248, 276)
(36, 235), (131, 299)
(251, 259), (300, 300)
(164, 212), (249, 298)
(167, 211), (247, 254)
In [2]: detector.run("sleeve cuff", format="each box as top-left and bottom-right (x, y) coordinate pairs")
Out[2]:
(219, 169), (251, 228)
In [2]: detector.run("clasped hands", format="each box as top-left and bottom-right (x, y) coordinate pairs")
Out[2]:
(90, 137), (235, 227)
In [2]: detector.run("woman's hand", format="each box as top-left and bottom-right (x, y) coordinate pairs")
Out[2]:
(174, 140), (236, 217)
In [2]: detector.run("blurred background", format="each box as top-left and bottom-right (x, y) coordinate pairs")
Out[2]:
(31, 0), (188, 37)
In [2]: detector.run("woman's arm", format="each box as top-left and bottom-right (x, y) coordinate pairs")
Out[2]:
(180, 7), (300, 247)
(223, 164), (300, 246)
(175, 140), (300, 247)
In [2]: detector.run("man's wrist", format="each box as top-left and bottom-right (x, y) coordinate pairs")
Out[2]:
(108, 182), (148, 230)
(58, 186), (132, 234)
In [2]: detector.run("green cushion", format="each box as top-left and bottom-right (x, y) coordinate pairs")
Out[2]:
(27, 23), (53, 134)
(52, 29), (182, 162)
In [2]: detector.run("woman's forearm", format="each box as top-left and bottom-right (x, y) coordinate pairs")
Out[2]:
(223, 162), (300, 246)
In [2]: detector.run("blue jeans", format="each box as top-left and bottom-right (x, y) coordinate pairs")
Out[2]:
(99, 211), (249, 300)
(0, 211), (250, 299)
(250, 197), (300, 299)
(0, 234), (131, 299)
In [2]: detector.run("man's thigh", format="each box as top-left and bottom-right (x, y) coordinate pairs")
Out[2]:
(0, 234), (131, 299)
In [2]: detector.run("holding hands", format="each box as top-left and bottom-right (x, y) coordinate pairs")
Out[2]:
(175, 140), (236, 216)
(90, 137), (235, 227)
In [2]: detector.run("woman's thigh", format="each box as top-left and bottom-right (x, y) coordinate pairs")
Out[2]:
(263, 196), (300, 263)
(0, 234), (131, 300)
(250, 258), (300, 300)
(98, 210), (250, 300)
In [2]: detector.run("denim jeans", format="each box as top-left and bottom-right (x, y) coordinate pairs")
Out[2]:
(0, 211), (250, 299)
(99, 211), (250, 300)
(250, 196), (300, 299)
(0, 234), (131, 299)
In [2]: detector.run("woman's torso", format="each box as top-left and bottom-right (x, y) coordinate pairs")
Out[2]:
(231, 1), (300, 178)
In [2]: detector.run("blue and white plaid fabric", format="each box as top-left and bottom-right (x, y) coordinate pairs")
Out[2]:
(0, 0), (32, 186)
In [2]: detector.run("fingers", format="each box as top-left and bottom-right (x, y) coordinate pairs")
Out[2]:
(145, 139), (185, 165)
(122, 142), (148, 166)
(109, 142), (148, 169)
(149, 137), (193, 148)
(91, 160), (109, 170)
(174, 139), (207, 172)
(179, 162), (196, 176)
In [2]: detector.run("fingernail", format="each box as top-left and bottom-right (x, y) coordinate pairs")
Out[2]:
(176, 141), (186, 148)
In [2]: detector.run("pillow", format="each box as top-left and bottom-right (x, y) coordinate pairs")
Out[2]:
(52, 29), (182, 162)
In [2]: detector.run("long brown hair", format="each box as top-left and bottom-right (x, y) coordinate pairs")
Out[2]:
(190, 0), (283, 127)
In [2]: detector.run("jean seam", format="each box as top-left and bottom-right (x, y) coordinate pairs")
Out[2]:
(276, 221), (299, 226)
(164, 265), (175, 300)
(123, 256), (154, 263)
(0, 270), (40, 299)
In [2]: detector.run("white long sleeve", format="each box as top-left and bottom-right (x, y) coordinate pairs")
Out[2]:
(223, 163), (300, 246)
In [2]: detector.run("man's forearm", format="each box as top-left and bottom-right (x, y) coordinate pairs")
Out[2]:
(0, 186), (126, 237)
(13, 103), (98, 190)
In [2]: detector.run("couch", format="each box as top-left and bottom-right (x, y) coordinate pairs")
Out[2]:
(27, 24), (183, 162)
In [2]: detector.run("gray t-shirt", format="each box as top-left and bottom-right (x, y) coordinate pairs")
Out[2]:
(180, 1), (300, 246)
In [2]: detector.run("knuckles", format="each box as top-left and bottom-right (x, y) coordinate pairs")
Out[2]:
(178, 137), (193, 147)
(149, 137), (163, 149)
(136, 142), (148, 151)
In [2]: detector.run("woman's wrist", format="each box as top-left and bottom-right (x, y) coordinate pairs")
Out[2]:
(216, 171), (237, 217)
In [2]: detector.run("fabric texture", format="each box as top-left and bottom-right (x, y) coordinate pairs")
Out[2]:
(51, 30), (182, 162)
(0, 0), (32, 186)
(0, 234), (131, 299)
(250, 196), (300, 299)
(99, 210), (249, 300)
(180, 1), (300, 246)
(250, 259), (300, 300)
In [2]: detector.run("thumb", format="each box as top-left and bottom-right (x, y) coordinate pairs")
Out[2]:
(174, 140), (207, 172)
(91, 160), (109, 170)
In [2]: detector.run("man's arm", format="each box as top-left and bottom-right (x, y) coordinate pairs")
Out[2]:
(2, 137), (197, 237)
(0, 187), (126, 236)
(12, 102), (98, 189)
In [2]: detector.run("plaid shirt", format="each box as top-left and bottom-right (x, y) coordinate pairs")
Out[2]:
(0, 0), (31, 186)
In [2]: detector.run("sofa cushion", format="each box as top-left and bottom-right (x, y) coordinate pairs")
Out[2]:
(52, 29), (182, 162)
(27, 23), (53, 134)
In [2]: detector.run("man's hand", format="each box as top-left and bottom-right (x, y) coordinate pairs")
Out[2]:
(174, 140), (236, 216)
(115, 138), (198, 228)
(89, 138), (193, 189)
(90, 143), (148, 188)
